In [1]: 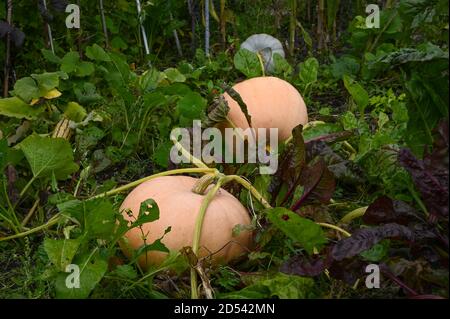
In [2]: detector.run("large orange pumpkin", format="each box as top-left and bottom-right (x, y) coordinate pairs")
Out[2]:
(119, 176), (252, 268)
(222, 76), (308, 142)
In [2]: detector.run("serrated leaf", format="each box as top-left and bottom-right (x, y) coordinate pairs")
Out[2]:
(266, 207), (327, 254)
(19, 135), (79, 180)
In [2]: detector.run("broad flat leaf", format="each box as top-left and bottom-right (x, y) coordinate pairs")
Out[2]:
(234, 48), (262, 78)
(31, 72), (64, 92)
(85, 44), (111, 62)
(75, 62), (95, 77)
(84, 199), (116, 239)
(63, 198), (116, 239)
(41, 49), (61, 64)
(55, 252), (108, 299)
(61, 51), (80, 73)
(0, 139), (9, 172)
(267, 207), (327, 254)
(13, 77), (40, 103)
(44, 238), (81, 272)
(273, 53), (292, 77)
(164, 68), (186, 83)
(0, 97), (45, 120)
(343, 75), (369, 112)
(299, 57), (319, 85)
(43, 89), (62, 99)
(19, 135), (79, 180)
(176, 91), (206, 119)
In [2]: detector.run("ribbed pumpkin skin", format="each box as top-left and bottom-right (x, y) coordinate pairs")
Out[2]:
(223, 76), (308, 141)
(119, 176), (252, 269)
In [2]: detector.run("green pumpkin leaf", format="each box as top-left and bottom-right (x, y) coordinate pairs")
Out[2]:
(176, 91), (206, 119)
(164, 68), (186, 83)
(234, 48), (262, 78)
(0, 97), (45, 119)
(55, 252), (108, 299)
(266, 207), (327, 254)
(13, 77), (40, 102)
(85, 44), (111, 62)
(19, 135), (79, 180)
(44, 238), (81, 272)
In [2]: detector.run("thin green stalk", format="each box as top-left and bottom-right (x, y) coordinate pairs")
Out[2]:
(90, 167), (217, 200)
(191, 179), (223, 299)
(0, 214), (61, 242)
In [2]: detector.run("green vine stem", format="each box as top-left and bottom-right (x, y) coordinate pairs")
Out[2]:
(0, 213), (61, 242)
(91, 167), (217, 200)
(191, 179), (223, 299)
(256, 52), (266, 76)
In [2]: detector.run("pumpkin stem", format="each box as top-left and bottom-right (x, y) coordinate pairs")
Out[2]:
(191, 174), (217, 195)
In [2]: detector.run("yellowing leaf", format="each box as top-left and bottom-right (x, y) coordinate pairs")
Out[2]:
(43, 89), (62, 99)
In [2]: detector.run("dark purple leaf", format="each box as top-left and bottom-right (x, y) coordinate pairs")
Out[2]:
(331, 223), (415, 261)
(363, 196), (420, 225)
(281, 253), (333, 277)
(304, 130), (354, 144)
(306, 140), (364, 185)
(399, 148), (448, 219)
(398, 120), (449, 219)
(328, 258), (367, 285)
(291, 158), (336, 211)
(269, 125), (306, 205)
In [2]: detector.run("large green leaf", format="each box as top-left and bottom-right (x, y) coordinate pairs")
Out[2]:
(31, 72), (66, 92)
(0, 97), (45, 119)
(55, 251), (108, 299)
(44, 238), (81, 272)
(234, 48), (262, 78)
(266, 207), (327, 254)
(85, 44), (111, 62)
(176, 91), (206, 119)
(343, 75), (369, 113)
(299, 57), (319, 85)
(13, 77), (40, 102)
(19, 135), (79, 180)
